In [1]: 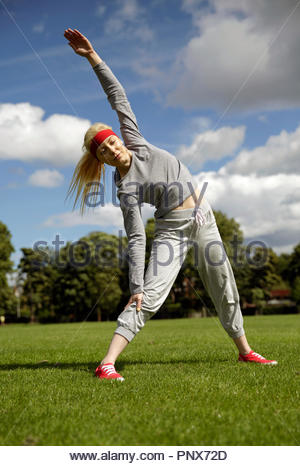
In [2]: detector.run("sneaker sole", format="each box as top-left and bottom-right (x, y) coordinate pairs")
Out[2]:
(98, 376), (125, 381)
(238, 360), (278, 365)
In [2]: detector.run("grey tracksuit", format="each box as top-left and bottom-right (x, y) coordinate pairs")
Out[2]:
(93, 62), (245, 342)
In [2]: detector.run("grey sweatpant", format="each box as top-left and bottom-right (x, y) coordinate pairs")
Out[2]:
(115, 197), (245, 342)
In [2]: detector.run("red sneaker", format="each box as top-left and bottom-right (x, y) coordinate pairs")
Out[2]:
(95, 363), (125, 381)
(238, 350), (278, 365)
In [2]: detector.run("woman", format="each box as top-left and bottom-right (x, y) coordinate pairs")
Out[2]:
(64, 28), (277, 381)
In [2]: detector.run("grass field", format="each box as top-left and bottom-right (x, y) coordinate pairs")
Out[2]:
(0, 314), (299, 446)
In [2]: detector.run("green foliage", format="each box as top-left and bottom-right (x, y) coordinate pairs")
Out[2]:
(0, 221), (16, 315)
(251, 288), (266, 314)
(234, 249), (288, 309)
(275, 253), (292, 285)
(16, 231), (125, 323)
(0, 221), (15, 272)
(287, 243), (300, 285)
(0, 285), (17, 316)
(9, 205), (300, 322)
(17, 247), (54, 322)
(213, 209), (244, 254)
(261, 305), (298, 315)
(291, 276), (300, 304)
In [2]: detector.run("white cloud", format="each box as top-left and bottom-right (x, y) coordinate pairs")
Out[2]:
(42, 201), (155, 230)
(177, 126), (245, 170)
(121, 0), (140, 20)
(195, 170), (300, 252)
(0, 103), (91, 166)
(272, 243), (297, 255)
(191, 117), (212, 132)
(28, 169), (64, 188)
(43, 203), (122, 228)
(96, 4), (106, 16)
(221, 124), (300, 176)
(32, 23), (45, 34)
(103, 0), (154, 42)
(167, 0), (300, 111)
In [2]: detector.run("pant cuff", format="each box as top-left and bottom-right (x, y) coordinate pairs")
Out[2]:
(114, 326), (135, 342)
(230, 329), (245, 339)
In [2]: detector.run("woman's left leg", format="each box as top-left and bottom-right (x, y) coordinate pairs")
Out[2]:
(191, 208), (246, 340)
(191, 204), (277, 364)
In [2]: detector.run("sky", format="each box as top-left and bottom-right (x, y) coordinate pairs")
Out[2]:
(1, 0), (300, 278)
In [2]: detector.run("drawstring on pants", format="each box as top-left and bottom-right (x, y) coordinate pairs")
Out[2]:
(190, 204), (207, 228)
(194, 207), (206, 227)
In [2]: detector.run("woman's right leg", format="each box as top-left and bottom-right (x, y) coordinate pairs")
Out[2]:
(101, 333), (129, 365)
(100, 214), (192, 368)
(114, 224), (191, 347)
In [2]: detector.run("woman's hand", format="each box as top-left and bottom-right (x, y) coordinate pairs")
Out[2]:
(64, 28), (95, 57)
(124, 293), (144, 312)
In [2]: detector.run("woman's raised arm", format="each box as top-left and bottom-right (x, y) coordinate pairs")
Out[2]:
(64, 28), (102, 67)
(64, 27), (145, 147)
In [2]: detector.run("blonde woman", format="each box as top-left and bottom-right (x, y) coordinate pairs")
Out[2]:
(64, 28), (277, 381)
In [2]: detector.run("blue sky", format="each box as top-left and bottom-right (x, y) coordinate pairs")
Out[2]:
(1, 0), (300, 274)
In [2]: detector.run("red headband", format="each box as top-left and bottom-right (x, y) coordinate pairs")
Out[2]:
(90, 129), (118, 161)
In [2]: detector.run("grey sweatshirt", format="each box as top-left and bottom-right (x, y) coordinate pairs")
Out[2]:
(93, 61), (198, 295)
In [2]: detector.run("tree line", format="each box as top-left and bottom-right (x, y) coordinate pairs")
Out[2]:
(0, 211), (299, 323)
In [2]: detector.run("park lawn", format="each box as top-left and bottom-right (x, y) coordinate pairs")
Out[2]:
(0, 314), (299, 446)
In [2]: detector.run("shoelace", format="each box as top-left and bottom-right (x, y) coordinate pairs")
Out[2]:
(101, 364), (118, 375)
(251, 352), (265, 360)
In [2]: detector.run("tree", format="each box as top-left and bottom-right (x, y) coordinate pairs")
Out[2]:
(52, 232), (124, 322)
(0, 221), (17, 316)
(17, 247), (53, 322)
(213, 209), (244, 258)
(291, 276), (300, 304)
(287, 243), (300, 285)
(276, 252), (292, 286)
(251, 287), (267, 315)
(246, 247), (284, 301)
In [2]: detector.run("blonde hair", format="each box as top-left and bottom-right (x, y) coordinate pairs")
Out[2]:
(65, 123), (112, 215)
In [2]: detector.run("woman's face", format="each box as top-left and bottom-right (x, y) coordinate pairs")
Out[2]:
(97, 135), (128, 167)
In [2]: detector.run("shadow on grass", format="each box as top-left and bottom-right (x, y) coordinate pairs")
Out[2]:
(0, 356), (231, 372)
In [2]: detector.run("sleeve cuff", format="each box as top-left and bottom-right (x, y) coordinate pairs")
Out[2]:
(93, 60), (106, 70)
(130, 285), (144, 295)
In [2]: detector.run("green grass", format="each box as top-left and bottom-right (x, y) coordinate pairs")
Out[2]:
(0, 315), (299, 446)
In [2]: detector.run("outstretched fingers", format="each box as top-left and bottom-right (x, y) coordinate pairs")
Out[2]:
(64, 28), (79, 40)
(73, 29), (83, 36)
(64, 30), (74, 42)
(64, 28), (74, 35)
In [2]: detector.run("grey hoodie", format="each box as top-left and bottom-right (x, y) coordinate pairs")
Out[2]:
(93, 61), (198, 295)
